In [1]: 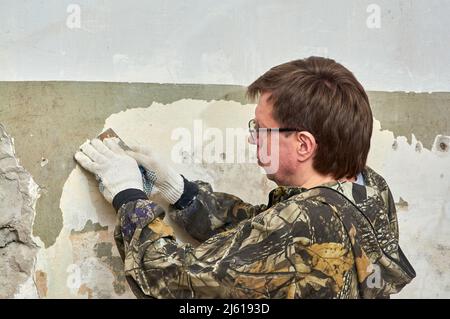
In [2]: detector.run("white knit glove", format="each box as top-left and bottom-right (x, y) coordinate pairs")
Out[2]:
(126, 145), (184, 205)
(74, 138), (143, 203)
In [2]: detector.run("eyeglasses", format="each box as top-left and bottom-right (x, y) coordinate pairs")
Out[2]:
(248, 119), (301, 142)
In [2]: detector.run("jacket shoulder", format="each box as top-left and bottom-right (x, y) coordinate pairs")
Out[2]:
(260, 194), (350, 246)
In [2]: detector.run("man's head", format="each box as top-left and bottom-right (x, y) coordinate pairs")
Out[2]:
(247, 56), (373, 187)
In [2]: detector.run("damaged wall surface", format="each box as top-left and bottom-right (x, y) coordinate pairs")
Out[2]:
(0, 125), (39, 298)
(0, 82), (449, 298)
(1, 0), (449, 300)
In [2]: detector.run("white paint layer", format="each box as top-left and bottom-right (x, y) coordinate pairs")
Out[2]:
(0, 0), (449, 92)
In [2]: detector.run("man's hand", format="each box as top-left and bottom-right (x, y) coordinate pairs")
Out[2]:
(74, 138), (143, 203)
(126, 145), (184, 205)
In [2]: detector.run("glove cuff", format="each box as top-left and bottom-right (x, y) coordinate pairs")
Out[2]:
(156, 172), (184, 204)
(112, 189), (148, 211)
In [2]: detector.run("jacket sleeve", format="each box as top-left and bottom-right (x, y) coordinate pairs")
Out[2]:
(166, 177), (268, 242)
(113, 191), (356, 299)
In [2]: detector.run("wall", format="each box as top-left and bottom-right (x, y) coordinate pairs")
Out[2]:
(1, 0), (449, 92)
(0, 0), (449, 298)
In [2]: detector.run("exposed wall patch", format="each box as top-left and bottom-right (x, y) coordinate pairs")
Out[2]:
(55, 100), (450, 298)
(0, 83), (449, 298)
(369, 92), (450, 149)
(0, 124), (40, 298)
(432, 135), (450, 154)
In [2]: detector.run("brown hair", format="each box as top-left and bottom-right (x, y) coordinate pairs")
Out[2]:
(247, 56), (373, 180)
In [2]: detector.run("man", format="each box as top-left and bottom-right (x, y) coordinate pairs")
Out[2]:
(74, 56), (415, 298)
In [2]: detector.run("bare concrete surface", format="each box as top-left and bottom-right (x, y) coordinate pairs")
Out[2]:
(369, 91), (450, 148)
(0, 124), (39, 298)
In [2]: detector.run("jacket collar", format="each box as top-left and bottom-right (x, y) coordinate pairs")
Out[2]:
(267, 180), (344, 207)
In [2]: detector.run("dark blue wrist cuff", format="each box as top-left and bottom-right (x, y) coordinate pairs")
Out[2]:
(112, 189), (148, 212)
(172, 175), (199, 210)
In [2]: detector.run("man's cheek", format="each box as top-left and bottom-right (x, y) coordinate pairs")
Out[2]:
(257, 139), (270, 164)
(257, 136), (280, 173)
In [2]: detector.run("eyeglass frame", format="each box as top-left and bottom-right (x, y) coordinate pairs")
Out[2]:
(248, 119), (303, 142)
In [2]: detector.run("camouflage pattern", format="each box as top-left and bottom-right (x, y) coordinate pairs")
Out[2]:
(114, 166), (415, 298)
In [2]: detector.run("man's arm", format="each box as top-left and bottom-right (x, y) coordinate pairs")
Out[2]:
(74, 138), (354, 298)
(124, 146), (267, 242)
(113, 190), (354, 299)
(166, 177), (267, 242)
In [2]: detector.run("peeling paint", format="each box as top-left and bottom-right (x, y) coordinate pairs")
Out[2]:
(0, 82), (246, 248)
(36, 99), (275, 299)
(78, 283), (94, 299)
(1, 83), (448, 249)
(35, 270), (48, 297)
(369, 92), (450, 149)
(54, 99), (450, 298)
(395, 197), (409, 211)
(94, 242), (128, 295)
(71, 220), (108, 235)
(432, 135), (450, 154)
(368, 124), (450, 298)
(1, 83), (449, 298)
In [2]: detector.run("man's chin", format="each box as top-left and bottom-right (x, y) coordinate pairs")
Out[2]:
(257, 161), (276, 181)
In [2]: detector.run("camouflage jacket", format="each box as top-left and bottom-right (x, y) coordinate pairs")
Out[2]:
(113, 166), (415, 299)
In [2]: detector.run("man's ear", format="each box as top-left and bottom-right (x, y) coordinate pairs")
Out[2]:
(296, 131), (318, 161)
